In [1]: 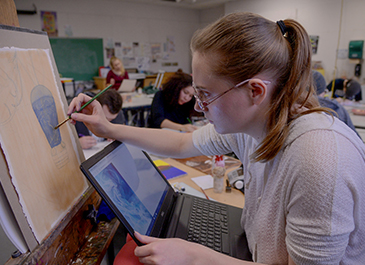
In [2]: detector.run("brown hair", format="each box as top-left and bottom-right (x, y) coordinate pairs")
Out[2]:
(161, 72), (195, 110)
(97, 89), (123, 114)
(109, 56), (125, 76)
(191, 12), (329, 162)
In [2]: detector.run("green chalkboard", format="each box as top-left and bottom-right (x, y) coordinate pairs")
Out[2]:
(49, 38), (104, 81)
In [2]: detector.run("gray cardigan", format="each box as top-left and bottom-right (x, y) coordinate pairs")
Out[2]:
(192, 113), (365, 264)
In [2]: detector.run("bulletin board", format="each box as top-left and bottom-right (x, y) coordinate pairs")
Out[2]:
(49, 37), (104, 81)
(0, 25), (88, 251)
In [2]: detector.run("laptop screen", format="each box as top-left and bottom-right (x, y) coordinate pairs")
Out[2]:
(86, 142), (170, 235)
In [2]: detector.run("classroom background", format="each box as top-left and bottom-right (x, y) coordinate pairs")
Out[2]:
(1, 0), (365, 263)
(12, 0), (365, 87)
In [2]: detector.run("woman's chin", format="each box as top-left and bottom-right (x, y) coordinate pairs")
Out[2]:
(213, 123), (231, 134)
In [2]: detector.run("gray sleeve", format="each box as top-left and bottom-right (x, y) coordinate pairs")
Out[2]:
(192, 124), (240, 156)
(285, 130), (360, 264)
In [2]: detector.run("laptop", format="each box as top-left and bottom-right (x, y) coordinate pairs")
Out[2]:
(80, 141), (251, 260)
(118, 79), (137, 92)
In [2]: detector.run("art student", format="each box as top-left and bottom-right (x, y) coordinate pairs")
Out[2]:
(106, 56), (130, 90)
(149, 71), (198, 132)
(68, 12), (365, 265)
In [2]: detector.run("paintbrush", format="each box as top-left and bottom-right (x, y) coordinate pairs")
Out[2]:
(54, 84), (112, 130)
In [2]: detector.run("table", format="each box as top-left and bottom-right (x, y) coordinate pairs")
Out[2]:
(121, 93), (153, 127)
(83, 140), (110, 160)
(164, 157), (244, 208)
(350, 113), (365, 141)
(93, 74), (146, 91)
(60, 77), (76, 101)
(343, 103), (365, 141)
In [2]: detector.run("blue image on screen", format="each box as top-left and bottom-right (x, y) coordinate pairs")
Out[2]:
(95, 163), (153, 234)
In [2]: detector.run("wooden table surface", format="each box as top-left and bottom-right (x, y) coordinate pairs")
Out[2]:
(164, 156), (245, 209)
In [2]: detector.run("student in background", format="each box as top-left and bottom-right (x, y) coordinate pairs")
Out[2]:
(68, 12), (365, 265)
(149, 71), (198, 132)
(312, 70), (360, 138)
(106, 56), (130, 90)
(327, 77), (362, 102)
(75, 89), (125, 149)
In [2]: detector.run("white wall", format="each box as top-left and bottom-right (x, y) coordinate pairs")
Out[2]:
(199, 5), (225, 27)
(14, 0), (205, 74)
(226, 0), (365, 85)
(12, 0), (365, 83)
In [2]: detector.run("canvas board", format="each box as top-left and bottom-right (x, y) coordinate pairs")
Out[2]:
(0, 25), (88, 247)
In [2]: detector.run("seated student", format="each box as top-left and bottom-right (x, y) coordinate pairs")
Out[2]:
(106, 56), (130, 90)
(312, 70), (360, 138)
(327, 77), (362, 102)
(75, 89), (125, 149)
(149, 71), (199, 132)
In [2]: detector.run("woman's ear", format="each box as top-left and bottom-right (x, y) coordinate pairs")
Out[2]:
(248, 79), (268, 105)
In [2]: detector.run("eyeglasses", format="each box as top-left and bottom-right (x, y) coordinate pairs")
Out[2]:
(192, 79), (271, 111)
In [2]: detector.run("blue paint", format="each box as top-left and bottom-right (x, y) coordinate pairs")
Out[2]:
(30, 85), (61, 148)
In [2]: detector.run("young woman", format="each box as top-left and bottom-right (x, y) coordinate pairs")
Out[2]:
(149, 71), (198, 132)
(106, 56), (129, 90)
(68, 12), (365, 265)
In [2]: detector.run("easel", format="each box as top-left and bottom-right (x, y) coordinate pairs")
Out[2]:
(152, 70), (166, 90)
(1, 1), (120, 264)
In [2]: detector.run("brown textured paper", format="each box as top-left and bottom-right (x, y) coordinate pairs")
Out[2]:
(0, 48), (88, 242)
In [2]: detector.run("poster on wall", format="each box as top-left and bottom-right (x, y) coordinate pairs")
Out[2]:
(122, 57), (137, 68)
(110, 37), (177, 72)
(151, 43), (162, 62)
(106, 48), (115, 59)
(133, 42), (141, 57)
(137, 56), (151, 71)
(310, 35), (319, 54)
(122, 42), (134, 57)
(166, 36), (176, 53)
(41, 11), (58, 37)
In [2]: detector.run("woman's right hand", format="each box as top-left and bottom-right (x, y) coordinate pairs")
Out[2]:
(67, 93), (112, 139)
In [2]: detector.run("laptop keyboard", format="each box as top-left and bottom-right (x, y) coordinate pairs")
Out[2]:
(187, 197), (229, 254)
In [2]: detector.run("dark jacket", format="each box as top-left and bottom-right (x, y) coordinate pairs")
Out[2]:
(318, 97), (360, 138)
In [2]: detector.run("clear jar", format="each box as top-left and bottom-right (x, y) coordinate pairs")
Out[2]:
(212, 155), (226, 193)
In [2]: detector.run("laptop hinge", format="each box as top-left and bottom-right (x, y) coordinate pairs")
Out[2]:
(164, 193), (184, 238)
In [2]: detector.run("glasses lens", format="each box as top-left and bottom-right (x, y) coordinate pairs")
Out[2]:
(193, 94), (204, 110)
